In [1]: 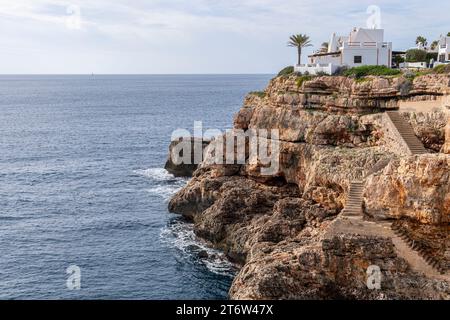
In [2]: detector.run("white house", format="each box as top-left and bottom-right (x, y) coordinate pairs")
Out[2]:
(295, 27), (393, 75)
(437, 35), (450, 63)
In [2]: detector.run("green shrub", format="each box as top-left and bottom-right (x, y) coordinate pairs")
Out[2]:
(315, 71), (329, 76)
(249, 91), (266, 98)
(432, 64), (450, 74)
(355, 77), (373, 83)
(343, 65), (401, 78)
(333, 66), (349, 75)
(426, 52), (438, 62)
(393, 55), (405, 66)
(403, 69), (431, 79)
(405, 49), (427, 62)
(277, 66), (295, 77)
(296, 75), (313, 87)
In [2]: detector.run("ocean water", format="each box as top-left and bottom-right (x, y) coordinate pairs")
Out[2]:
(0, 74), (272, 299)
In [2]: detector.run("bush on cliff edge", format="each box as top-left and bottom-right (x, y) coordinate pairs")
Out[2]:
(343, 65), (401, 78)
(277, 66), (294, 77)
(432, 64), (450, 74)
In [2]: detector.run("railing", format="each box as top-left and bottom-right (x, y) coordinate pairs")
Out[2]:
(342, 42), (390, 49)
(294, 63), (340, 75)
(296, 63), (333, 68)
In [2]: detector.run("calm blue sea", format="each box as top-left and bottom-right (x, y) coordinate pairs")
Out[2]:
(0, 74), (272, 299)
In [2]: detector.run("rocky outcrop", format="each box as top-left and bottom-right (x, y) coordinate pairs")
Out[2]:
(231, 230), (448, 300)
(401, 110), (448, 152)
(168, 73), (450, 300)
(242, 73), (450, 113)
(364, 155), (450, 224)
(164, 138), (210, 177)
(444, 114), (450, 154)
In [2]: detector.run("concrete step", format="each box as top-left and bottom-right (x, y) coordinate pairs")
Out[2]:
(386, 111), (427, 155)
(342, 181), (366, 217)
(390, 225), (447, 275)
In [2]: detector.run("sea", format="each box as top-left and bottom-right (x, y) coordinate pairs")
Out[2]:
(0, 74), (272, 299)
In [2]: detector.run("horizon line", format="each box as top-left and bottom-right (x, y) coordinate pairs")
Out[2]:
(0, 73), (276, 76)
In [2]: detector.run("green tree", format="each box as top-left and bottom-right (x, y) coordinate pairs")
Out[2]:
(431, 40), (439, 50)
(393, 55), (405, 66)
(447, 32), (450, 37)
(406, 49), (427, 62)
(426, 52), (438, 61)
(415, 36), (427, 47)
(288, 34), (313, 65)
(320, 42), (329, 53)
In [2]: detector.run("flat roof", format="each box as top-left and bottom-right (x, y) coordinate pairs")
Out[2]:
(309, 51), (341, 57)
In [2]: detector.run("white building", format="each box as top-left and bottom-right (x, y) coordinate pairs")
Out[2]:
(295, 27), (393, 75)
(437, 35), (450, 63)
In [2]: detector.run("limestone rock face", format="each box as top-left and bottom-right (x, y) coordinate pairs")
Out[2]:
(170, 166), (449, 300)
(365, 155), (450, 224)
(252, 73), (450, 112)
(237, 106), (384, 146)
(401, 110), (448, 152)
(168, 73), (450, 300)
(230, 232), (448, 300)
(444, 117), (450, 154)
(164, 138), (210, 177)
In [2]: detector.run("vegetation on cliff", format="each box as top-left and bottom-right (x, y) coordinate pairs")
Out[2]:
(343, 65), (401, 78)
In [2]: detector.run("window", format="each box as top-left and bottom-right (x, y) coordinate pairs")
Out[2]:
(354, 56), (362, 64)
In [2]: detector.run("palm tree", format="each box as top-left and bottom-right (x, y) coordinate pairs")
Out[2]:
(415, 36), (427, 47)
(288, 34), (312, 65)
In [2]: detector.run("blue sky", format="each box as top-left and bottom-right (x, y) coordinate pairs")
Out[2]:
(0, 0), (449, 74)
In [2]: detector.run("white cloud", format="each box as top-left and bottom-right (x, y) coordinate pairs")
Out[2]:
(0, 0), (449, 73)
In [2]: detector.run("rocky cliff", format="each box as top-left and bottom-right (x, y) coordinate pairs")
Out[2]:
(168, 72), (450, 299)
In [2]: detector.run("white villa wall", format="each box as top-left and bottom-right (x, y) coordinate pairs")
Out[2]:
(341, 44), (391, 68)
(342, 48), (372, 67)
(301, 28), (392, 74)
(400, 62), (428, 69)
(438, 36), (450, 62)
(294, 63), (340, 75)
(309, 54), (341, 65)
(349, 28), (384, 43)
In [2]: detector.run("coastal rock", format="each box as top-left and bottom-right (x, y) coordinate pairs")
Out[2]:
(168, 72), (450, 300)
(444, 117), (450, 154)
(164, 137), (210, 177)
(236, 106), (384, 146)
(255, 74), (450, 112)
(364, 155), (450, 224)
(401, 110), (448, 152)
(230, 231), (449, 300)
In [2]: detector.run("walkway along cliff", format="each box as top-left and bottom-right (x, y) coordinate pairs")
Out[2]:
(167, 72), (450, 299)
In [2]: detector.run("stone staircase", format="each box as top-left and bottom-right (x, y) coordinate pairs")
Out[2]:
(341, 181), (365, 217)
(391, 224), (448, 275)
(336, 110), (448, 278)
(386, 111), (427, 155)
(377, 221), (448, 278)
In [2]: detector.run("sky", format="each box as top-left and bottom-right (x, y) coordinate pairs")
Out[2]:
(0, 0), (449, 74)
